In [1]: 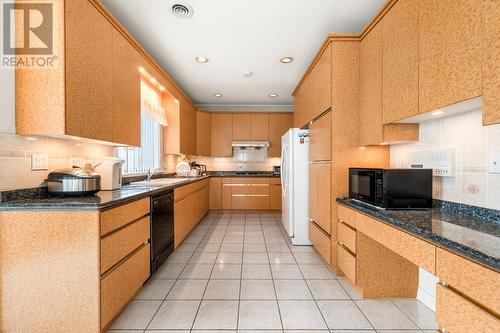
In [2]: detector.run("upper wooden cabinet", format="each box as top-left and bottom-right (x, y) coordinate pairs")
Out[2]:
(232, 113), (251, 140)
(309, 111), (331, 161)
(293, 76), (309, 128)
(164, 95), (196, 155)
(482, 0), (500, 126)
(196, 110), (211, 156)
(268, 113), (293, 157)
(418, 0), (482, 114)
(382, 0), (419, 124)
(211, 113), (233, 157)
(250, 113), (269, 140)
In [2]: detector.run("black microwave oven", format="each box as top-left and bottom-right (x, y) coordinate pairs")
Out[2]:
(349, 168), (433, 209)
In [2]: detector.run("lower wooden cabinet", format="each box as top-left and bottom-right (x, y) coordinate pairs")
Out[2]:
(309, 222), (331, 264)
(174, 179), (209, 247)
(436, 284), (500, 333)
(309, 162), (331, 234)
(209, 177), (222, 209)
(338, 243), (356, 284)
(101, 244), (150, 330)
(213, 177), (281, 210)
(338, 221), (356, 254)
(270, 179), (282, 210)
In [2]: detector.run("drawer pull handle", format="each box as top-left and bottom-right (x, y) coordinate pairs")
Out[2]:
(231, 194), (270, 197)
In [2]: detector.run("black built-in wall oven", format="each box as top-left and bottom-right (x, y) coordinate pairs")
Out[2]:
(150, 190), (174, 274)
(349, 168), (432, 209)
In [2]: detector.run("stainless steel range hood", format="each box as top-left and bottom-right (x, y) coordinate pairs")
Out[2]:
(231, 141), (270, 148)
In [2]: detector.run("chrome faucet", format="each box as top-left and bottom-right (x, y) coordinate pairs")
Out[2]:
(146, 167), (166, 181)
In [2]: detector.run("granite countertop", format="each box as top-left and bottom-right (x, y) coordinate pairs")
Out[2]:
(208, 171), (280, 178)
(0, 176), (210, 211)
(337, 198), (500, 271)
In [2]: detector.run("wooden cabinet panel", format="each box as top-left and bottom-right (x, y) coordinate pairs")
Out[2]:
(359, 24), (383, 145)
(209, 177), (222, 210)
(100, 216), (150, 274)
(294, 78), (309, 128)
(309, 162), (331, 234)
(482, 0), (500, 125)
(65, 0), (113, 142)
(250, 113), (269, 140)
(222, 183), (232, 210)
(231, 196), (270, 210)
(436, 284), (500, 333)
(180, 98), (197, 155)
(270, 184), (282, 210)
(337, 204), (356, 229)
(356, 212), (436, 274)
(418, 0), (482, 114)
(309, 111), (331, 161)
(338, 222), (356, 254)
(382, 0), (419, 124)
(211, 113), (233, 156)
(436, 248), (500, 313)
(174, 179), (208, 201)
(338, 244), (356, 284)
(268, 113), (292, 157)
(232, 113), (251, 140)
(111, 29), (142, 146)
(100, 198), (150, 237)
(196, 110), (211, 156)
(309, 222), (331, 264)
(101, 244), (150, 330)
(316, 43), (332, 116)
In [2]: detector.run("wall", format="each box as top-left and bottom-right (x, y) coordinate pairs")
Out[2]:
(390, 107), (500, 311)
(0, 133), (114, 191)
(0, 67), (15, 133)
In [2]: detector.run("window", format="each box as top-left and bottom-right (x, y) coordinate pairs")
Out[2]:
(116, 79), (167, 175)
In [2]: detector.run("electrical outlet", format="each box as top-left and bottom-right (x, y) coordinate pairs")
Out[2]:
(31, 153), (48, 171)
(489, 153), (500, 174)
(433, 167), (453, 177)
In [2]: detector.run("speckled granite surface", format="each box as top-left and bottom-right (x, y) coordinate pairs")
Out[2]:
(0, 176), (209, 211)
(337, 198), (500, 271)
(208, 171), (279, 178)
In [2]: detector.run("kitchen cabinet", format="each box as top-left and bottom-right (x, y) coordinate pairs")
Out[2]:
(220, 178), (280, 210)
(309, 111), (331, 161)
(309, 162), (331, 235)
(164, 98), (197, 155)
(270, 178), (282, 210)
(482, 0), (500, 126)
(174, 179), (209, 247)
(250, 113), (269, 140)
(232, 113), (251, 140)
(309, 222), (331, 264)
(268, 113), (293, 157)
(211, 113), (233, 157)
(382, 0), (419, 124)
(293, 76), (309, 128)
(359, 23), (419, 145)
(209, 177), (222, 210)
(196, 110), (211, 156)
(313, 43), (332, 118)
(418, 0), (482, 114)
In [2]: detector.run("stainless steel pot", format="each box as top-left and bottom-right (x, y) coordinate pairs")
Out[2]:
(46, 168), (101, 196)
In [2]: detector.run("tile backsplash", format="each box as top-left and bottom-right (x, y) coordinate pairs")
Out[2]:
(189, 156), (281, 172)
(390, 108), (500, 210)
(0, 133), (114, 191)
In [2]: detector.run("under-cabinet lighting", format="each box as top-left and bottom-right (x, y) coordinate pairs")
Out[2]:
(25, 137), (37, 141)
(139, 67), (145, 73)
(432, 110), (444, 116)
(160, 86), (165, 91)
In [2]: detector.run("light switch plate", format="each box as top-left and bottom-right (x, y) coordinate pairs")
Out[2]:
(31, 153), (48, 171)
(489, 153), (500, 174)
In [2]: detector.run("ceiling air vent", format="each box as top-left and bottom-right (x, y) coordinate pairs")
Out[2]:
(170, 3), (193, 18)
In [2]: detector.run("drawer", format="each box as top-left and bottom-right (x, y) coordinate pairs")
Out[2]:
(231, 186), (270, 195)
(309, 222), (331, 264)
(174, 179), (208, 201)
(436, 284), (500, 333)
(230, 177), (271, 184)
(101, 216), (150, 274)
(270, 178), (281, 185)
(101, 198), (150, 236)
(436, 248), (500, 313)
(356, 212), (436, 274)
(338, 204), (356, 228)
(231, 195), (270, 210)
(309, 162), (331, 234)
(338, 221), (356, 254)
(338, 244), (356, 284)
(270, 185), (282, 210)
(101, 244), (150, 330)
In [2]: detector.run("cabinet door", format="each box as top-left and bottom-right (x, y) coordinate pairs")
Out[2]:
(309, 162), (331, 234)
(482, 0), (500, 125)
(232, 113), (251, 140)
(65, 0), (113, 142)
(112, 29), (141, 146)
(270, 183), (282, 210)
(382, 0), (419, 124)
(316, 43), (332, 116)
(418, 0), (481, 114)
(196, 110), (211, 156)
(309, 111), (331, 161)
(294, 78), (309, 128)
(211, 113), (233, 156)
(209, 177), (222, 210)
(250, 113), (269, 140)
(180, 98), (197, 155)
(268, 113), (292, 157)
(360, 24), (383, 146)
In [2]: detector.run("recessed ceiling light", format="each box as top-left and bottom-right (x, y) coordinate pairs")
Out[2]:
(280, 57), (294, 63)
(269, 93), (279, 97)
(195, 56), (209, 63)
(244, 71), (253, 77)
(432, 110), (444, 116)
(213, 93), (223, 97)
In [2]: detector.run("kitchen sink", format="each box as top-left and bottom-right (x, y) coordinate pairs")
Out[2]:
(129, 178), (191, 187)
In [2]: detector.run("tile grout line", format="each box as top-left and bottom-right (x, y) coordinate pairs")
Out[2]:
(266, 213), (285, 332)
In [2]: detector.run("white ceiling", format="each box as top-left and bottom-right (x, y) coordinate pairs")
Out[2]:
(102, 0), (386, 110)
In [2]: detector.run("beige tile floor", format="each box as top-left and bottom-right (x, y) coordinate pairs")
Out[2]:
(107, 212), (438, 333)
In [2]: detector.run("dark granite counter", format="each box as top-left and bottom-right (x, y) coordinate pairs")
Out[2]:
(208, 171), (279, 178)
(0, 176), (209, 211)
(337, 198), (500, 271)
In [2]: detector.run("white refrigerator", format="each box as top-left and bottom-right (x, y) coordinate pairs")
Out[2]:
(281, 128), (311, 245)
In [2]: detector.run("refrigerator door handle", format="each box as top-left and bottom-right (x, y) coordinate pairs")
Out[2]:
(280, 144), (286, 194)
